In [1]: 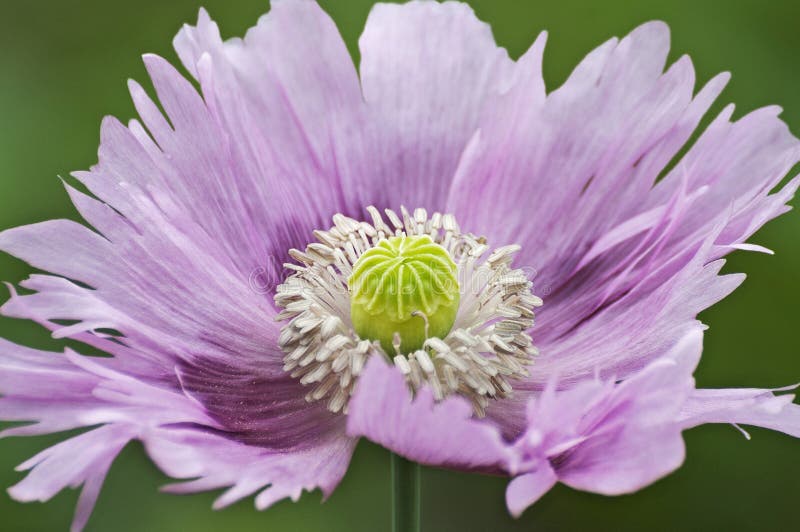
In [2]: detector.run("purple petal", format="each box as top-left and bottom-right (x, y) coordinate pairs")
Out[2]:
(559, 424), (685, 495)
(649, 107), (800, 259)
(505, 465), (557, 518)
(1, 6), (364, 525)
(346, 355), (510, 472)
(0, 193), (345, 449)
(359, 0), (516, 209)
(144, 424), (356, 511)
(173, 1), (368, 238)
(448, 21), (691, 279)
(0, 337), (356, 530)
(8, 425), (135, 532)
(447, 20), (799, 391)
(559, 332), (699, 495)
(1, 340), (200, 530)
(506, 329), (702, 514)
(528, 235), (742, 387)
(680, 387), (800, 437)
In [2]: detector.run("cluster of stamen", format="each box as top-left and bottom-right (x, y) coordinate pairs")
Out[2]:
(274, 206), (541, 415)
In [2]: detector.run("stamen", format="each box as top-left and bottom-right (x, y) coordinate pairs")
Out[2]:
(411, 310), (430, 340)
(392, 332), (402, 356)
(274, 206), (542, 415)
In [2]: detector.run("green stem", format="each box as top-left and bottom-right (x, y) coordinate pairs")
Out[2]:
(391, 454), (421, 532)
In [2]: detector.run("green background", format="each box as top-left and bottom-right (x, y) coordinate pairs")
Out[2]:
(1, 0), (798, 530)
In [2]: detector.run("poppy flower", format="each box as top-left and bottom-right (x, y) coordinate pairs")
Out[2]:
(1, 1), (798, 530)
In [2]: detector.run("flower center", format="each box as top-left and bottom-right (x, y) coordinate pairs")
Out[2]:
(349, 235), (460, 354)
(274, 206), (542, 415)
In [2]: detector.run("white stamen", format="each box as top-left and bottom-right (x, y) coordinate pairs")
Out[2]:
(274, 206), (541, 415)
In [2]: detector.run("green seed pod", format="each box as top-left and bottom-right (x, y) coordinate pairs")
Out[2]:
(348, 235), (460, 354)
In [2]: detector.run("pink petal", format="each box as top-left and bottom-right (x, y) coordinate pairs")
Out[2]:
(505, 465), (558, 518)
(359, 0), (516, 209)
(347, 355), (510, 472)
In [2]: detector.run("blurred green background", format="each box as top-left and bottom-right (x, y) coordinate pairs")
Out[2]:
(1, 0), (799, 530)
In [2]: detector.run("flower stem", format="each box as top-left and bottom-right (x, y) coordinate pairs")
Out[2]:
(391, 453), (420, 532)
